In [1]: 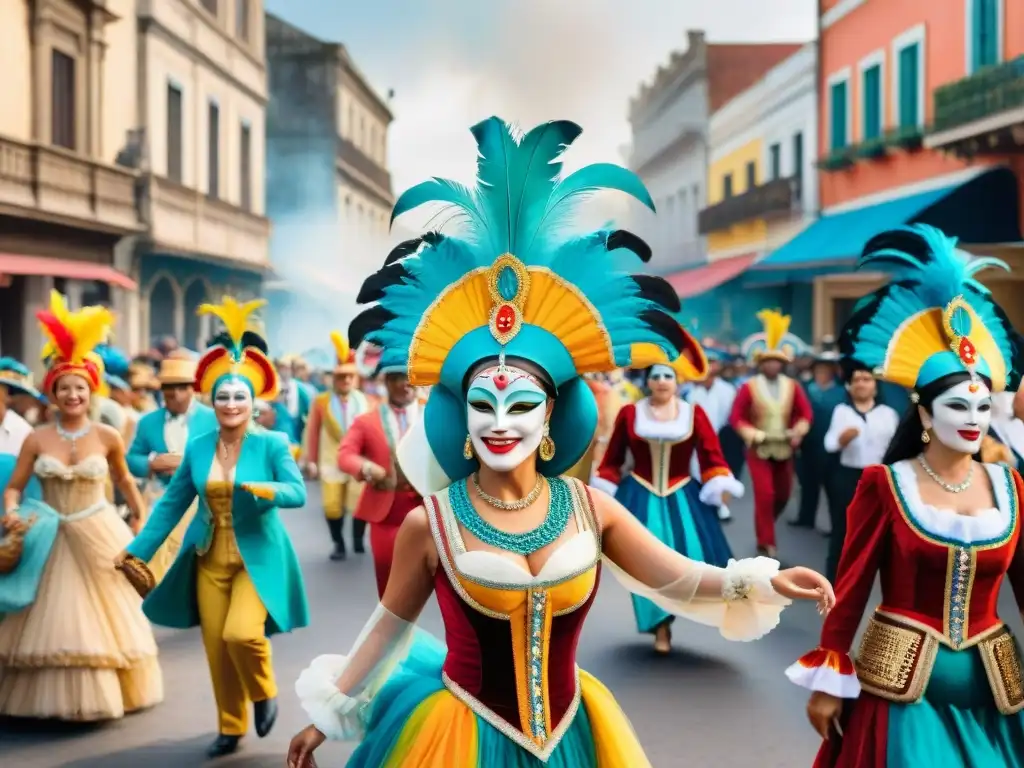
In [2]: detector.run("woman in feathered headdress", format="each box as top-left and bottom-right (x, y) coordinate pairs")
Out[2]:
(593, 326), (745, 654)
(118, 297), (310, 758)
(0, 291), (163, 721)
(787, 225), (1024, 767)
(288, 117), (832, 768)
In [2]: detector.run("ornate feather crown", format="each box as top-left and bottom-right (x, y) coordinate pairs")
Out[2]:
(840, 224), (1017, 392)
(741, 310), (807, 364)
(36, 290), (112, 393)
(195, 297), (278, 398)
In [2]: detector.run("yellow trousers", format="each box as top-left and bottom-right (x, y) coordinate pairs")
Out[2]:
(196, 525), (277, 736)
(322, 479), (362, 520)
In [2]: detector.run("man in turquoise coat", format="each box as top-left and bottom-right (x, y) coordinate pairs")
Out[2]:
(121, 296), (309, 759)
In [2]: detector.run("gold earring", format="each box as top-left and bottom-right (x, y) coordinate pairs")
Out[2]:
(921, 428), (931, 444)
(463, 434), (474, 460)
(539, 423), (556, 461)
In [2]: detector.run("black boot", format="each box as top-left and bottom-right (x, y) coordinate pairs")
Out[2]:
(206, 734), (240, 758)
(352, 516), (366, 554)
(327, 518), (346, 561)
(254, 697), (278, 738)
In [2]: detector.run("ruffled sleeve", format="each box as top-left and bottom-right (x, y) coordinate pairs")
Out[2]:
(593, 404), (634, 495)
(294, 604), (415, 740)
(785, 465), (890, 697)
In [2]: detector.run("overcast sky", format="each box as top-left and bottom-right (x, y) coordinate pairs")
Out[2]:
(264, 0), (816, 193)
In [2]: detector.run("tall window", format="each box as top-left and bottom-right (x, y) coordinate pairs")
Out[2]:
(829, 77), (849, 150)
(792, 132), (804, 179)
(208, 101), (220, 198)
(769, 144), (781, 180)
(970, 0), (1000, 72)
(359, 115), (365, 150)
(240, 122), (252, 211)
(745, 161), (756, 190)
(235, 0), (249, 41)
(722, 173), (734, 199)
(862, 62), (882, 140)
(51, 50), (76, 150)
(200, 0), (218, 16)
(897, 41), (922, 128)
(167, 83), (183, 182)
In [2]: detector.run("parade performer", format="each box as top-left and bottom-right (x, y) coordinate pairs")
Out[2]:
(304, 332), (369, 560)
(286, 116), (833, 768)
(686, 346), (740, 521)
(0, 358), (45, 425)
(730, 312), (812, 557)
(787, 225), (1024, 767)
(793, 348), (844, 529)
(277, 355), (311, 445)
(563, 375), (621, 483)
(0, 292), (162, 721)
(594, 336), (744, 653)
(337, 361), (421, 597)
(118, 297), (309, 758)
(127, 354), (217, 581)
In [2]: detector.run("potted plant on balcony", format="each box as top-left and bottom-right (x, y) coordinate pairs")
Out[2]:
(885, 124), (924, 151)
(816, 146), (856, 172)
(855, 137), (888, 159)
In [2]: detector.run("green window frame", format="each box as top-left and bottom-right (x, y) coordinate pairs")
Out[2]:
(897, 43), (920, 128)
(829, 79), (848, 151)
(862, 64), (882, 140)
(971, 0), (999, 72)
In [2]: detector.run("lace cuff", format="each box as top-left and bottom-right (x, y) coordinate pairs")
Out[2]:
(698, 473), (744, 507)
(785, 648), (861, 698)
(294, 604), (415, 741)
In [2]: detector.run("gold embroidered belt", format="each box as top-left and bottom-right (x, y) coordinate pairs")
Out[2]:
(855, 611), (1024, 714)
(754, 439), (792, 461)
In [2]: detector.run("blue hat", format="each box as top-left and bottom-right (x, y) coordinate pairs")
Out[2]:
(95, 343), (131, 378)
(0, 357), (42, 399)
(351, 117), (685, 494)
(104, 372), (130, 391)
(842, 224), (1015, 392)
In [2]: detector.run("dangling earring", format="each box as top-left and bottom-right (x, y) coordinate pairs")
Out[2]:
(921, 428), (931, 444)
(539, 422), (556, 461)
(463, 434), (474, 460)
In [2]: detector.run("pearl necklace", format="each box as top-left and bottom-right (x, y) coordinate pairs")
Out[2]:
(471, 473), (544, 511)
(918, 454), (973, 493)
(56, 419), (92, 462)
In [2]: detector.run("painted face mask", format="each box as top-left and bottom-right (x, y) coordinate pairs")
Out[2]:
(466, 365), (548, 473)
(928, 379), (992, 455)
(214, 377), (254, 412)
(647, 364), (677, 385)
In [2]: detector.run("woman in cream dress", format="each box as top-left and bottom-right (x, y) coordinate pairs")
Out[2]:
(0, 292), (163, 721)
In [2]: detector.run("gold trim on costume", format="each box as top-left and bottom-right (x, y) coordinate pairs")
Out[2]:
(749, 375), (795, 460)
(978, 626), (1024, 714)
(855, 612), (939, 703)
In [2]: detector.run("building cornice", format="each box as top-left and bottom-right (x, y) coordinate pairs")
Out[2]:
(333, 45), (393, 123)
(630, 30), (707, 124)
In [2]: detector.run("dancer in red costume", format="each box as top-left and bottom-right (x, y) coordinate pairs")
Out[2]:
(337, 364), (421, 598)
(730, 310), (812, 557)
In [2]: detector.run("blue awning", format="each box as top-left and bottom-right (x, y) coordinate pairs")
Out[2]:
(756, 167), (1021, 274)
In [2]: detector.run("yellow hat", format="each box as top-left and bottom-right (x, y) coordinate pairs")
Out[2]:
(195, 297), (279, 399)
(630, 322), (710, 381)
(157, 357), (197, 386)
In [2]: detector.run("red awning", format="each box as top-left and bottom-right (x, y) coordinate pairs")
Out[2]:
(0, 253), (137, 290)
(664, 252), (759, 298)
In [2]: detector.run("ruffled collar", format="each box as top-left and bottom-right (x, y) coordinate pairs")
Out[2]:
(633, 397), (694, 442)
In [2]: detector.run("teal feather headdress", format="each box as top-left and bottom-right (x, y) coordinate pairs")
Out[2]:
(351, 117), (686, 490)
(839, 224), (1017, 392)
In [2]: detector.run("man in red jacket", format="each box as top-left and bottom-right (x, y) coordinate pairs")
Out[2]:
(337, 363), (422, 598)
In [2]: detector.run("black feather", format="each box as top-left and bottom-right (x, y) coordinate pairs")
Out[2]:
(382, 231), (446, 267)
(638, 309), (688, 355)
(204, 330), (269, 354)
(605, 230), (652, 263)
(348, 305), (395, 348)
(861, 228), (934, 265)
(356, 263), (410, 304)
(631, 274), (681, 313)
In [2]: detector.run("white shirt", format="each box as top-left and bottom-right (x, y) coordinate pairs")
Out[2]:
(0, 409), (32, 456)
(824, 401), (900, 468)
(686, 378), (737, 433)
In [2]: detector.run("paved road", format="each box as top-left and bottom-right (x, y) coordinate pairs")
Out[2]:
(4, 479), (1022, 768)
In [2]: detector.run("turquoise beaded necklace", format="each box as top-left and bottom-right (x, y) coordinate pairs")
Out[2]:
(449, 475), (572, 556)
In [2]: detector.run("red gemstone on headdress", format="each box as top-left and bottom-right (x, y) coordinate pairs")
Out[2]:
(957, 337), (976, 365)
(494, 372), (509, 390)
(495, 304), (516, 334)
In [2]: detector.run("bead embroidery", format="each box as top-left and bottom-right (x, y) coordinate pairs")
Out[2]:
(527, 588), (549, 743)
(450, 476), (572, 556)
(947, 546), (973, 647)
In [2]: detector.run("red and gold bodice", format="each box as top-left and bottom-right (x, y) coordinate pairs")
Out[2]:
(597, 398), (730, 496)
(425, 477), (601, 761)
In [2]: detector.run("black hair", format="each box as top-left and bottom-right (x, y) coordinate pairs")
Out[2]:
(839, 356), (872, 384)
(882, 371), (992, 464)
(462, 355), (557, 399)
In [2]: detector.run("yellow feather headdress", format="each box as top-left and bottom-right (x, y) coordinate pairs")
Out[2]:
(36, 290), (113, 393)
(741, 309), (806, 364)
(630, 322), (710, 382)
(194, 296), (278, 399)
(330, 331), (359, 373)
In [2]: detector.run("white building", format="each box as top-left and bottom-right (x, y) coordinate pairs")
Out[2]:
(132, 0), (271, 351)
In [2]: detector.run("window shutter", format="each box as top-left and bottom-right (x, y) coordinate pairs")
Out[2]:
(899, 45), (919, 128)
(863, 65), (881, 140)
(830, 81), (847, 150)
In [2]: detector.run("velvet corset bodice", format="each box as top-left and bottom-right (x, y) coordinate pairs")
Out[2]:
(425, 476), (601, 761)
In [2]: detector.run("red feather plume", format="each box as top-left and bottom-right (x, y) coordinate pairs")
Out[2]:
(36, 309), (75, 361)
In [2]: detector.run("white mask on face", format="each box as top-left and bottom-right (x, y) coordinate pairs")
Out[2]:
(466, 366), (549, 472)
(647, 364), (677, 384)
(213, 378), (254, 411)
(927, 379), (992, 454)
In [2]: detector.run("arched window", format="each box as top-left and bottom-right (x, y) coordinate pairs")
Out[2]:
(148, 276), (177, 345)
(183, 280), (210, 350)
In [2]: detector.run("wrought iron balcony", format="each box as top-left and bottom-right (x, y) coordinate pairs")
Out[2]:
(697, 175), (802, 235)
(926, 56), (1024, 156)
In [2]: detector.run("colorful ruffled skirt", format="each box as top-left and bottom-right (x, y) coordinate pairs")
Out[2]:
(816, 645), (1024, 767)
(615, 475), (732, 633)
(348, 635), (650, 767)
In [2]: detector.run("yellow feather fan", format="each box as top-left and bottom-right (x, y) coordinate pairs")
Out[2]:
(198, 296), (267, 350)
(757, 309), (791, 353)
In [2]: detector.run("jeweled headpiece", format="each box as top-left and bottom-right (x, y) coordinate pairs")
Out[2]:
(740, 310), (807, 365)
(36, 290), (112, 394)
(194, 297), (278, 398)
(840, 224), (1016, 393)
(351, 117), (685, 491)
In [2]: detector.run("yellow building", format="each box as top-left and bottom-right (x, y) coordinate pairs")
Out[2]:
(705, 139), (770, 260)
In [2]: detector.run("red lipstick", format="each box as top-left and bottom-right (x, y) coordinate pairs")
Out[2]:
(482, 437), (521, 455)
(958, 429), (981, 441)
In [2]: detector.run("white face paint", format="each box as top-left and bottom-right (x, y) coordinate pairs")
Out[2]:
(213, 378), (254, 414)
(927, 379), (992, 454)
(647, 364), (676, 384)
(466, 366), (549, 472)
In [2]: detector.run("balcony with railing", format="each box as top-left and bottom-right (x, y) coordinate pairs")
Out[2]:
(697, 175), (802, 235)
(0, 135), (142, 234)
(926, 56), (1024, 156)
(336, 136), (393, 205)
